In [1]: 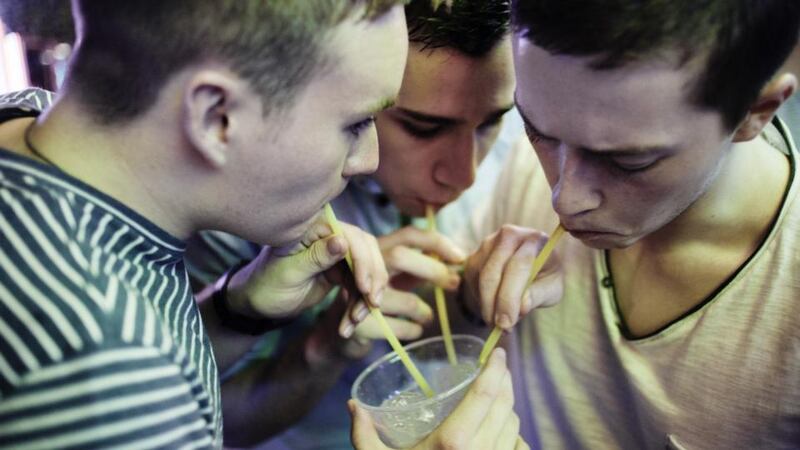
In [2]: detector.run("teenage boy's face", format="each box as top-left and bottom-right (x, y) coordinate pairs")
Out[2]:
(235, 7), (408, 245)
(373, 38), (515, 217)
(514, 38), (735, 249)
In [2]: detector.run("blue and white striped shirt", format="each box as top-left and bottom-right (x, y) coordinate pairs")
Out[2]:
(0, 89), (222, 449)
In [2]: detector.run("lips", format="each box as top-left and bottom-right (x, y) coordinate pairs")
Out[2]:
(563, 224), (619, 238)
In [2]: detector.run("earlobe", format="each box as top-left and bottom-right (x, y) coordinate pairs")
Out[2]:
(183, 72), (239, 168)
(733, 73), (798, 142)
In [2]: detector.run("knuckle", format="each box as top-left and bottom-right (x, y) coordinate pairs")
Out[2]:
(472, 378), (497, 403)
(308, 245), (326, 268)
(386, 246), (405, 265)
(498, 224), (520, 239)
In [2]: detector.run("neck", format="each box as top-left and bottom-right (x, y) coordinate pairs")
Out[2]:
(26, 95), (195, 239)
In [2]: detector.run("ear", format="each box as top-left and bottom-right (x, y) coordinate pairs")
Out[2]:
(182, 71), (243, 168)
(733, 73), (798, 142)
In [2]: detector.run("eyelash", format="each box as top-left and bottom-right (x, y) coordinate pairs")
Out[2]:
(402, 116), (504, 140)
(401, 121), (442, 139)
(347, 117), (376, 138)
(613, 160), (658, 174)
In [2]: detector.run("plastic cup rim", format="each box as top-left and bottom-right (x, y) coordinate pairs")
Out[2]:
(350, 334), (485, 413)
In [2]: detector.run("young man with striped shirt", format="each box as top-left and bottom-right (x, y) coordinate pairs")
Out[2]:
(0, 1), (408, 448)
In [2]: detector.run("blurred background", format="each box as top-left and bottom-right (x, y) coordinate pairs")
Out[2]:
(0, 0), (74, 93)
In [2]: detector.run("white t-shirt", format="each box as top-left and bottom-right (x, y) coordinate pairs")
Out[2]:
(457, 121), (800, 449)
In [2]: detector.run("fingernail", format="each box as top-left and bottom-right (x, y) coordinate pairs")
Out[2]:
(327, 237), (345, 255)
(371, 287), (384, 307)
(454, 247), (467, 261)
(342, 324), (354, 338)
(446, 273), (460, 290)
(496, 313), (512, 329)
(356, 304), (369, 322)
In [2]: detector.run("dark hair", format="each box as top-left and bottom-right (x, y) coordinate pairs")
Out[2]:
(0, 0), (75, 42)
(406, 0), (510, 57)
(512, 0), (800, 130)
(66, 0), (404, 125)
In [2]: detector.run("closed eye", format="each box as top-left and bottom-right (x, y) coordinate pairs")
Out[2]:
(346, 117), (376, 139)
(400, 120), (444, 139)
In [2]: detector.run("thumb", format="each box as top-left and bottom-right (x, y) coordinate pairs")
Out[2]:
(349, 400), (387, 450)
(298, 235), (349, 275)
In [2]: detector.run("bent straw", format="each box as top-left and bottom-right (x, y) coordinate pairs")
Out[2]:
(478, 223), (566, 366)
(324, 204), (435, 398)
(426, 205), (458, 366)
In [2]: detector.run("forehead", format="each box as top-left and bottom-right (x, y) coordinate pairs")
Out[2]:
(398, 39), (515, 115)
(301, 7), (408, 114)
(513, 37), (723, 150)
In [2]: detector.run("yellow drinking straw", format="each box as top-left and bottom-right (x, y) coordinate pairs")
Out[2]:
(324, 204), (435, 398)
(426, 205), (458, 366)
(478, 223), (566, 366)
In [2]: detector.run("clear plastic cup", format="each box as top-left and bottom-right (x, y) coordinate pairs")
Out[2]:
(351, 334), (484, 448)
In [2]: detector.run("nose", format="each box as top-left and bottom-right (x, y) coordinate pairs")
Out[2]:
(433, 131), (477, 191)
(551, 145), (602, 217)
(343, 128), (380, 177)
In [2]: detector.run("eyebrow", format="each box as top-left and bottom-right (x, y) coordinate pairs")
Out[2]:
(514, 93), (669, 156)
(368, 97), (398, 115)
(395, 104), (515, 126)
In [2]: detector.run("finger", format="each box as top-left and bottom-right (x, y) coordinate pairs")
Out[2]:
(494, 238), (543, 329)
(379, 289), (434, 325)
(493, 414), (521, 450)
(434, 348), (508, 441)
(293, 234), (349, 276)
(478, 233), (525, 326)
(348, 400), (388, 450)
(339, 298), (359, 338)
(342, 225), (386, 308)
(473, 369), (515, 448)
(349, 299), (371, 325)
(521, 269), (564, 315)
(385, 246), (460, 290)
(354, 315), (424, 341)
(380, 226), (467, 264)
(274, 220), (334, 257)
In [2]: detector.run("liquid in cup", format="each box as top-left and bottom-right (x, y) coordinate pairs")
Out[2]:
(351, 335), (484, 448)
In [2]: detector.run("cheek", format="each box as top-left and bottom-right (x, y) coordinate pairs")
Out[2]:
(532, 143), (561, 187)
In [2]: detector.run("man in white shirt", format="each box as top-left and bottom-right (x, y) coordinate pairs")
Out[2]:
(457, 0), (800, 448)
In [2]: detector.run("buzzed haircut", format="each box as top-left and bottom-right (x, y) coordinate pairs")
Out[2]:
(67, 0), (404, 124)
(512, 0), (800, 131)
(405, 0), (510, 58)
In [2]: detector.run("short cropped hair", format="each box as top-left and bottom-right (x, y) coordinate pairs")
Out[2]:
(406, 0), (510, 58)
(67, 0), (404, 124)
(0, 0), (75, 42)
(512, 0), (800, 130)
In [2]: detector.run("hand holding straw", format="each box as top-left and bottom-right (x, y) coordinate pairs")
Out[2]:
(426, 205), (458, 366)
(478, 223), (566, 366)
(324, 204), (435, 397)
